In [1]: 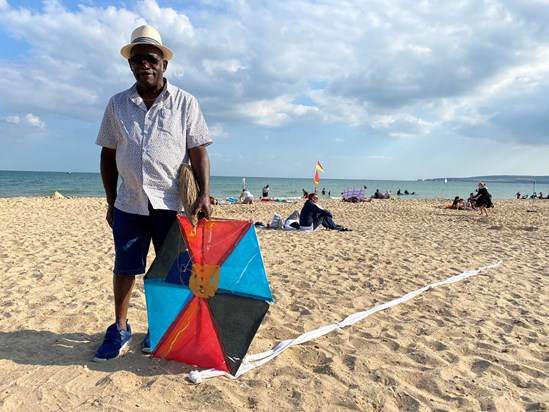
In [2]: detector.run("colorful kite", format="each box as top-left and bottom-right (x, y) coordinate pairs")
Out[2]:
(144, 215), (274, 376)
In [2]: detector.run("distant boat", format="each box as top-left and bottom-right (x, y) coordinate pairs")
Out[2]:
(444, 178), (448, 183)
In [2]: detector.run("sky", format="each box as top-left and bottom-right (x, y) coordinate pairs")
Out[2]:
(1, 0), (548, 180)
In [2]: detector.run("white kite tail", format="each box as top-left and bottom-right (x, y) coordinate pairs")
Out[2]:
(188, 261), (502, 384)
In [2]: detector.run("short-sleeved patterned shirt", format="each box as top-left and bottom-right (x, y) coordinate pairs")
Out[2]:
(96, 80), (212, 215)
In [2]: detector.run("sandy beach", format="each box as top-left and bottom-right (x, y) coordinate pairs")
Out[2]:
(0, 196), (547, 411)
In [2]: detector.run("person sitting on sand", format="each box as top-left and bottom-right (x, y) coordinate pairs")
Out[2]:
(450, 196), (466, 210)
(299, 193), (349, 231)
(466, 193), (476, 210)
(240, 189), (254, 204)
(372, 189), (382, 199)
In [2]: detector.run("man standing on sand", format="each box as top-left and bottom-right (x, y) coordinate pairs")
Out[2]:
(94, 25), (212, 361)
(262, 184), (270, 198)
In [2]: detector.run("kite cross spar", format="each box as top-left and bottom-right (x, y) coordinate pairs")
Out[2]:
(189, 260), (502, 383)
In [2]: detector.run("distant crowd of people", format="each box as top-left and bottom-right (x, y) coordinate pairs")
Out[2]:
(516, 191), (548, 200)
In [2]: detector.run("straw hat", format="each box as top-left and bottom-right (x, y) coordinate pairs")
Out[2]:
(120, 25), (173, 60)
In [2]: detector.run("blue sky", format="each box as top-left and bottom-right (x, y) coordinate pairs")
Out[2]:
(1, 0), (548, 180)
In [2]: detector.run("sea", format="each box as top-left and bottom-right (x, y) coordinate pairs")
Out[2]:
(0, 170), (545, 201)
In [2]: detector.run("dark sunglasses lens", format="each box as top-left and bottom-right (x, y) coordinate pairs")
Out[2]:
(130, 55), (160, 65)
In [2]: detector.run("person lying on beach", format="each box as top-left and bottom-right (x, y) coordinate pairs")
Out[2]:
(299, 193), (350, 231)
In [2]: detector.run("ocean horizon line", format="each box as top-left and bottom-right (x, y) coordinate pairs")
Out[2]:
(1, 169), (548, 183)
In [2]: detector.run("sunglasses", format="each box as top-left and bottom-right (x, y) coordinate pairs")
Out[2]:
(129, 54), (163, 65)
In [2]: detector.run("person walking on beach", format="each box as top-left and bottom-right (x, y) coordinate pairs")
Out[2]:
(474, 182), (492, 216)
(94, 25), (212, 362)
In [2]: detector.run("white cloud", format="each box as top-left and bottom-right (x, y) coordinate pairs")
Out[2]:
(368, 155), (393, 161)
(238, 96), (319, 126)
(6, 115), (20, 124)
(371, 113), (437, 138)
(208, 123), (228, 138)
(3, 113), (45, 129)
(25, 113), (46, 129)
(203, 59), (247, 75)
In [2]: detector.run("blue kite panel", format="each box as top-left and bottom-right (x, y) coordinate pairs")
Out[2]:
(218, 227), (273, 302)
(144, 278), (193, 350)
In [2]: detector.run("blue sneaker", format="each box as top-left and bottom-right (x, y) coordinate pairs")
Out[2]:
(93, 322), (132, 362)
(142, 331), (151, 354)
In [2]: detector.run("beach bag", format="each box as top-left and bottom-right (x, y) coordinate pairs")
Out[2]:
(270, 213), (283, 229)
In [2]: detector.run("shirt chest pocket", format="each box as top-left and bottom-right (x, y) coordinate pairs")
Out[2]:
(157, 107), (183, 136)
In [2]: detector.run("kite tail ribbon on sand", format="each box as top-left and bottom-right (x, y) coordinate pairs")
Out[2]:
(189, 261), (502, 383)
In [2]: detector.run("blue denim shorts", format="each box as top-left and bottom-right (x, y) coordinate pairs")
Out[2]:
(112, 206), (177, 276)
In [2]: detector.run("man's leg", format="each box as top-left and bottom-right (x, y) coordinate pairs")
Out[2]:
(114, 275), (135, 331)
(150, 208), (178, 253)
(94, 208), (149, 361)
(321, 215), (338, 229)
(312, 213), (323, 229)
